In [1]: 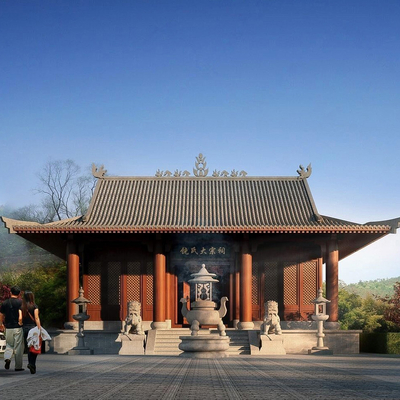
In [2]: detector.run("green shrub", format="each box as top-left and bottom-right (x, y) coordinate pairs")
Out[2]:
(0, 262), (67, 328)
(339, 287), (399, 333)
(360, 332), (400, 354)
(387, 333), (400, 354)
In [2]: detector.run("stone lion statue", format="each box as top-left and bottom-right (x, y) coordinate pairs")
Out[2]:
(260, 300), (282, 336)
(124, 301), (143, 335)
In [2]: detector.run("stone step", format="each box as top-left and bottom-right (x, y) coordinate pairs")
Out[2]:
(228, 350), (250, 355)
(152, 328), (251, 356)
(155, 338), (183, 343)
(225, 332), (250, 354)
(155, 342), (181, 347)
(228, 345), (250, 351)
(227, 339), (249, 343)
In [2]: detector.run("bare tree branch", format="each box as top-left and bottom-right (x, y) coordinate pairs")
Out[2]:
(35, 160), (95, 221)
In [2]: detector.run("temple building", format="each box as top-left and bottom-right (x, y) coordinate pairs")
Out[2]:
(2, 154), (399, 335)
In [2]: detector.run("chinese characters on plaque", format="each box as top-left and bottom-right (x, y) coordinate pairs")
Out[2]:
(179, 246), (227, 256)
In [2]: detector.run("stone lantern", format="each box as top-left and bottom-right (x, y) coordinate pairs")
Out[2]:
(68, 287), (93, 355)
(190, 264), (220, 302)
(308, 288), (333, 355)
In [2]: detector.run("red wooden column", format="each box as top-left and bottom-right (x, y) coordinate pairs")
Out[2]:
(165, 268), (172, 328)
(233, 260), (240, 327)
(66, 238), (80, 324)
(238, 239), (254, 330)
(326, 239), (339, 324)
(317, 257), (323, 290)
(120, 274), (127, 321)
(152, 239), (167, 329)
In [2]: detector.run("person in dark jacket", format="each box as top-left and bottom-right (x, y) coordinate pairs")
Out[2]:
(0, 286), (24, 371)
(21, 291), (41, 374)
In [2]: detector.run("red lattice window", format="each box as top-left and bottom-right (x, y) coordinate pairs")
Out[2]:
(146, 261), (153, 305)
(283, 262), (297, 305)
(107, 261), (121, 305)
(252, 261), (259, 305)
(302, 261), (317, 305)
(87, 262), (101, 305)
(127, 262), (141, 302)
(264, 262), (278, 302)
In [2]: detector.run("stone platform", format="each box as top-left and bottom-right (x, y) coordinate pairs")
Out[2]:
(46, 327), (361, 355)
(259, 335), (286, 354)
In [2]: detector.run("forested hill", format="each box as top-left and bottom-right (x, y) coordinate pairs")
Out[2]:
(0, 225), (60, 269)
(342, 276), (400, 298)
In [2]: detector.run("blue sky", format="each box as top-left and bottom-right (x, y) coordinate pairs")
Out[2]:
(1, 1), (399, 283)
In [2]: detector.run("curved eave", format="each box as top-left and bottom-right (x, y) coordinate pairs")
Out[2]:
(1, 216), (82, 234)
(10, 226), (392, 234)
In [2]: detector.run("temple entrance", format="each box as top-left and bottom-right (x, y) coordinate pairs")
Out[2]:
(172, 260), (232, 327)
(83, 242), (154, 322)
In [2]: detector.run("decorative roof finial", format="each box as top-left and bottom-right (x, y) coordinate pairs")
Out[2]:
(92, 163), (107, 179)
(193, 153), (209, 177)
(155, 154), (246, 178)
(297, 163), (312, 179)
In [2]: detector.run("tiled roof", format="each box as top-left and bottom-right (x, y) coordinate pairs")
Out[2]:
(86, 177), (321, 227)
(1, 176), (395, 234)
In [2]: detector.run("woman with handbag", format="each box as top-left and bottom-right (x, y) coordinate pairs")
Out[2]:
(21, 291), (41, 374)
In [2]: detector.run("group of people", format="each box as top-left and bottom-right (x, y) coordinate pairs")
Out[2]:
(0, 286), (41, 374)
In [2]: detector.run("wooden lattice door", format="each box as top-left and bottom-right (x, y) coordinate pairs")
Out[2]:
(84, 244), (153, 322)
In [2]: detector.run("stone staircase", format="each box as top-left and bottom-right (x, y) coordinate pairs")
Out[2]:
(224, 330), (251, 355)
(152, 328), (190, 356)
(150, 328), (251, 356)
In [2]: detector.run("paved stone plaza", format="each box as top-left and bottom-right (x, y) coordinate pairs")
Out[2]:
(1, 354), (400, 399)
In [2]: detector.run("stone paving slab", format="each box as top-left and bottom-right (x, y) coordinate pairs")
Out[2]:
(0, 354), (400, 399)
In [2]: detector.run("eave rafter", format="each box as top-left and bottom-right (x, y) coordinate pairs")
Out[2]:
(13, 226), (391, 235)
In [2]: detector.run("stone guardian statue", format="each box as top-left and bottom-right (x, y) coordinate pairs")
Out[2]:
(124, 301), (143, 336)
(260, 300), (282, 336)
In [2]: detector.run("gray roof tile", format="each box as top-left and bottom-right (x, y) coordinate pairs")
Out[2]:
(2, 176), (395, 234)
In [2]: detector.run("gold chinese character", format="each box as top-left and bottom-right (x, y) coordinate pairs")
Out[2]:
(180, 247), (189, 255)
(218, 247), (226, 254)
(209, 247), (216, 255)
(200, 247), (207, 255)
(191, 247), (198, 255)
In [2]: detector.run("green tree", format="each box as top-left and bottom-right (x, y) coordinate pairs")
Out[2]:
(338, 288), (362, 322)
(338, 287), (399, 333)
(381, 282), (400, 328)
(0, 262), (67, 328)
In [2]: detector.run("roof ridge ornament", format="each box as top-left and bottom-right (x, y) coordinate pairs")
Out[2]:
(174, 169), (191, 177)
(297, 163), (312, 179)
(193, 153), (209, 177)
(92, 163), (107, 179)
(155, 153), (247, 178)
(212, 169), (247, 178)
(212, 170), (229, 177)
